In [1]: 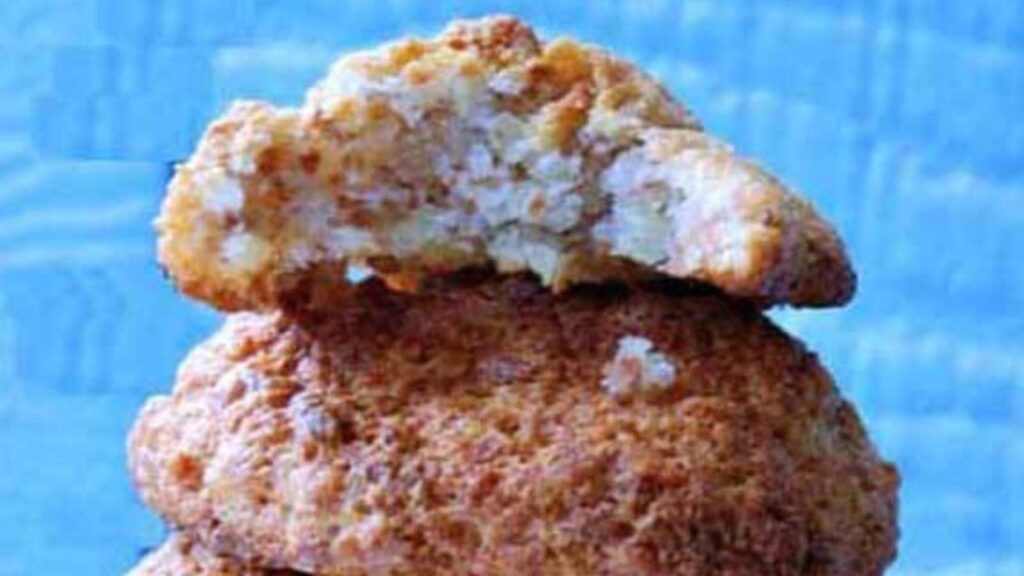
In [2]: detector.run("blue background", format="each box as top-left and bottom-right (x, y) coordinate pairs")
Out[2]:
(0, 1), (1021, 574)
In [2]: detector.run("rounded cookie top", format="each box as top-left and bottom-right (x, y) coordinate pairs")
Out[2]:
(130, 274), (896, 575)
(157, 15), (854, 311)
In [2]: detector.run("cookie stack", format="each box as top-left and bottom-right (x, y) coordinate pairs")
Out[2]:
(127, 16), (898, 576)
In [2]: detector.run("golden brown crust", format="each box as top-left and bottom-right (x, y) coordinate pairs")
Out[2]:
(156, 15), (853, 312)
(129, 274), (895, 575)
(128, 533), (291, 576)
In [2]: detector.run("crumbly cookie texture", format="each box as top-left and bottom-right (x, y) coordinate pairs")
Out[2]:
(128, 534), (289, 576)
(157, 15), (854, 311)
(129, 274), (897, 576)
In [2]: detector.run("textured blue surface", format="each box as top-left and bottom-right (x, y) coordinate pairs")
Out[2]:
(0, 1), (1021, 574)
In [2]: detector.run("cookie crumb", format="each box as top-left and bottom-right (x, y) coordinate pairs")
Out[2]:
(601, 335), (676, 398)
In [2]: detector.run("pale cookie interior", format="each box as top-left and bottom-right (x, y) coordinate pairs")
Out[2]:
(158, 15), (853, 310)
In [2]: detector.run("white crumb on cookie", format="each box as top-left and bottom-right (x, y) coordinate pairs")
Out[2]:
(601, 335), (677, 398)
(197, 170), (245, 217)
(220, 230), (269, 272)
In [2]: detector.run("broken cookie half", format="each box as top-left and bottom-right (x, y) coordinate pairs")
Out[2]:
(158, 15), (854, 311)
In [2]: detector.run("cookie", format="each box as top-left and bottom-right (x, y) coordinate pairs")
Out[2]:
(157, 16), (853, 311)
(129, 274), (895, 575)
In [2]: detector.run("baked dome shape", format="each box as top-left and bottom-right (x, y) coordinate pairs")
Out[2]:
(157, 16), (854, 312)
(129, 274), (896, 575)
